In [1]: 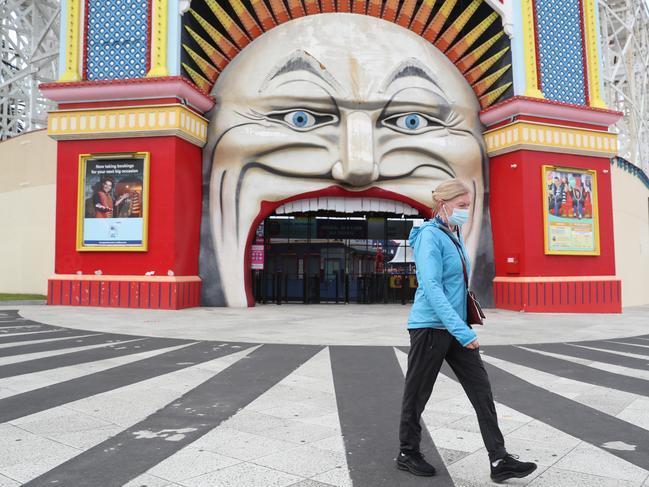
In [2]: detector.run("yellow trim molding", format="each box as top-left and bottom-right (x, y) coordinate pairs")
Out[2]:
(147, 0), (169, 77)
(520, 0), (544, 98)
(59, 0), (82, 82)
(484, 121), (618, 157)
(48, 104), (208, 147)
(582, 0), (607, 108)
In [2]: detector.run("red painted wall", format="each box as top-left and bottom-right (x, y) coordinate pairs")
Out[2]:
(490, 150), (616, 277)
(55, 137), (202, 276)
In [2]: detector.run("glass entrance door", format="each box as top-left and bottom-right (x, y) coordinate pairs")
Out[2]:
(251, 214), (422, 304)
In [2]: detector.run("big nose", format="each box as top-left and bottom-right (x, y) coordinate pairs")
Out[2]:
(332, 111), (379, 186)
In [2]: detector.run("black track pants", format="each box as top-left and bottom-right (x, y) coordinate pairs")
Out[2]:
(398, 328), (507, 462)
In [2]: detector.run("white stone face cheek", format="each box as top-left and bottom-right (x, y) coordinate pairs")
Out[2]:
(207, 118), (339, 307)
(332, 111), (379, 186)
(208, 163), (248, 307)
(210, 98), (340, 176)
(376, 128), (480, 178)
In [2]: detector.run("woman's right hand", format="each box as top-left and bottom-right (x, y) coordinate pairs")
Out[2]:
(465, 339), (480, 350)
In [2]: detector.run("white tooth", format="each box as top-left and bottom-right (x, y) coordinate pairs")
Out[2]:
(361, 198), (370, 211)
(335, 197), (346, 213)
(382, 200), (391, 213)
(347, 198), (362, 213)
(309, 198), (318, 212)
(276, 204), (285, 215)
(370, 198), (380, 212)
(406, 204), (419, 215)
(325, 198), (333, 211)
(394, 201), (404, 214)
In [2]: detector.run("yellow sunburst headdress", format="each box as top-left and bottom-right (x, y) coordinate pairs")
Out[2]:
(181, 0), (512, 108)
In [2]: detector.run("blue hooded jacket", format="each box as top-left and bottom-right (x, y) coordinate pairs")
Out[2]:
(407, 217), (477, 347)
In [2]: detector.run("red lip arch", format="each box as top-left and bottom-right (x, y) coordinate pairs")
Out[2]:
(243, 185), (433, 307)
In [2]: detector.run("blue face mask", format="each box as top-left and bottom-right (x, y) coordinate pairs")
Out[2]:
(444, 206), (470, 226)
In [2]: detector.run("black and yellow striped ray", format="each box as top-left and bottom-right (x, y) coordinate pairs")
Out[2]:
(181, 0), (513, 107)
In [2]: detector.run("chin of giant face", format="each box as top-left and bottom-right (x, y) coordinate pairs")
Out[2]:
(204, 13), (485, 307)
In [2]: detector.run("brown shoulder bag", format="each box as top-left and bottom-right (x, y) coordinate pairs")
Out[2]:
(437, 226), (486, 326)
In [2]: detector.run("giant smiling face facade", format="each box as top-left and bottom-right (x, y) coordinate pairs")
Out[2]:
(200, 14), (488, 307)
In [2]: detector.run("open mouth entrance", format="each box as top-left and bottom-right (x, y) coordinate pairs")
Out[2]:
(250, 197), (426, 304)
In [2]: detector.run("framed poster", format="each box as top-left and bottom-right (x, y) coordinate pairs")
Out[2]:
(76, 152), (150, 251)
(542, 165), (600, 255)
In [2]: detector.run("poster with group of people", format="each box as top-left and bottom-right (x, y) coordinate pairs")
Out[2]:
(543, 165), (600, 255)
(76, 153), (149, 250)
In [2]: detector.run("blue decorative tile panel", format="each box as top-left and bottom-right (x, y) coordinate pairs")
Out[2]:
(86, 0), (149, 80)
(536, 0), (586, 105)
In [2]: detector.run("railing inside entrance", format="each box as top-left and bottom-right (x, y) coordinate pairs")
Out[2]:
(251, 271), (417, 304)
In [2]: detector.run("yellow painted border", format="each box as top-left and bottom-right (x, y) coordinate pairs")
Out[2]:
(59, 0), (82, 82)
(542, 165), (601, 256)
(582, 0), (607, 108)
(147, 0), (169, 77)
(520, 0), (544, 98)
(484, 120), (618, 157)
(48, 104), (208, 147)
(76, 152), (151, 252)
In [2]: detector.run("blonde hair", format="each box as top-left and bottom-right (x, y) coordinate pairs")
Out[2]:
(431, 179), (470, 217)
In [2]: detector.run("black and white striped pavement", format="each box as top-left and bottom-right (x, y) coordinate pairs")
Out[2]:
(1, 309), (648, 486)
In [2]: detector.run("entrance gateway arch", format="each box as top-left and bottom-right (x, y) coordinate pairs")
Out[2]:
(43, 0), (622, 313)
(195, 2), (511, 306)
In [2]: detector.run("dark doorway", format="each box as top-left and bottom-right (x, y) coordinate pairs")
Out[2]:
(251, 211), (424, 304)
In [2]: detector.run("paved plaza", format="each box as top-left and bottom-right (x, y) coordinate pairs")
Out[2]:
(0, 304), (648, 486)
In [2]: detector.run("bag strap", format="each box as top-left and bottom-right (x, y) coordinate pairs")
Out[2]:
(436, 224), (469, 288)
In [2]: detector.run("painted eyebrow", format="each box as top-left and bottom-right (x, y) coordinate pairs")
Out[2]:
(259, 51), (344, 94)
(380, 59), (445, 93)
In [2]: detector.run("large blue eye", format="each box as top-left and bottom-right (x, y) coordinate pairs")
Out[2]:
(284, 110), (315, 129)
(382, 112), (439, 133)
(396, 113), (428, 131)
(267, 109), (337, 131)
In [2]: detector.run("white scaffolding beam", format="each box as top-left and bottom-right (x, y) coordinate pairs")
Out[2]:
(0, 0), (60, 141)
(600, 0), (649, 173)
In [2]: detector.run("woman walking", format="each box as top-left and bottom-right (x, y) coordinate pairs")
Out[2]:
(396, 179), (537, 483)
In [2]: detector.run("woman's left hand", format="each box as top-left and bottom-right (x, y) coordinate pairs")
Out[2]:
(465, 339), (480, 350)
